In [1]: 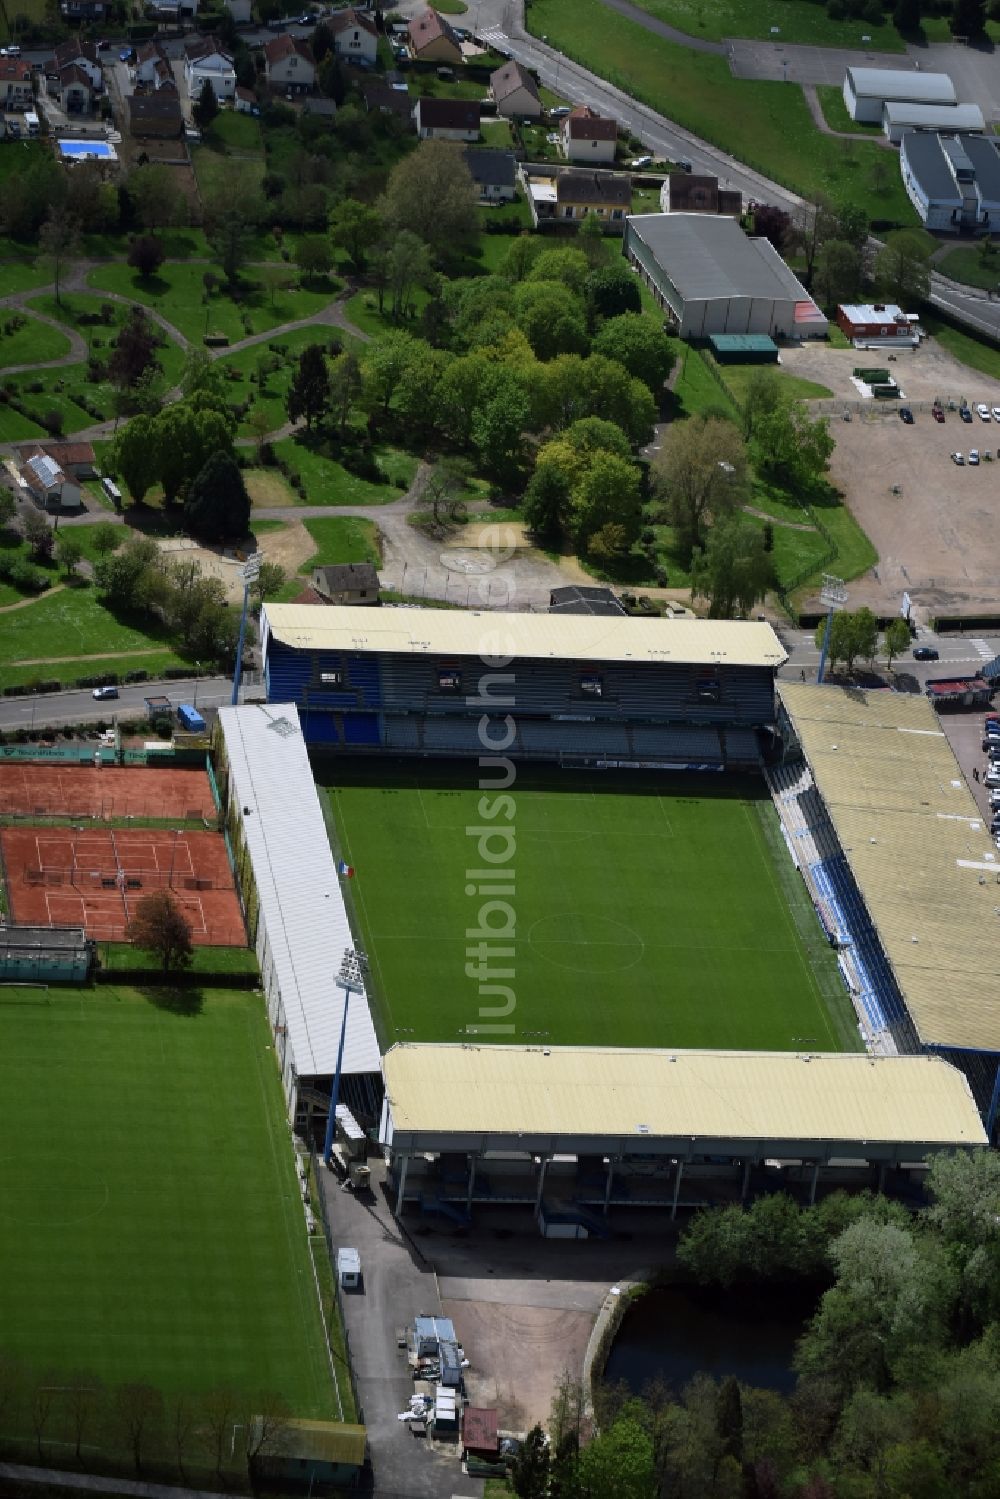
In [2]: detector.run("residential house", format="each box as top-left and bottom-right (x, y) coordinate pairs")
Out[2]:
(264, 34), (316, 94)
(329, 7), (379, 66)
(659, 171), (741, 216)
(490, 60), (541, 119)
(463, 146), (516, 202)
(14, 441), (96, 479)
(183, 36), (236, 101)
(0, 59), (34, 111)
(361, 77), (412, 127)
(59, 64), (95, 114)
(127, 92), (183, 138)
(413, 96), (479, 142)
(560, 106), (616, 164)
(311, 563), (380, 606)
(301, 95), (338, 119)
(234, 84), (257, 114)
(522, 167), (631, 230)
(51, 40), (102, 91)
(407, 7), (463, 65)
(19, 451), (81, 512)
(134, 42), (173, 88)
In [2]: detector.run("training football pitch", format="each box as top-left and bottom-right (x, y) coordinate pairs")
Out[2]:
(0, 986), (335, 1442)
(319, 762), (860, 1054)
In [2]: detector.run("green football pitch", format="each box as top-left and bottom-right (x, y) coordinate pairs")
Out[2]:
(318, 762), (860, 1054)
(0, 986), (337, 1442)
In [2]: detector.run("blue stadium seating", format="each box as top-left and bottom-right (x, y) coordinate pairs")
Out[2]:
(808, 853), (910, 1038)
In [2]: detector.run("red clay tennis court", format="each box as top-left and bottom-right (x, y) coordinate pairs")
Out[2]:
(0, 827), (245, 946)
(0, 764), (217, 822)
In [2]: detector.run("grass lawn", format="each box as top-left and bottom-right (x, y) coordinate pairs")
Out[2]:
(669, 344), (739, 420)
(86, 262), (336, 347)
(626, 0), (904, 48)
(527, 0), (917, 224)
(275, 435), (417, 505)
(717, 360), (833, 405)
(0, 313), (71, 368)
(343, 288), (430, 339)
(0, 404), (45, 440)
(319, 762), (858, 1052)
(481, 118), (514, 148)
(246, 468), (300, 508)
(0, 985), (339, 1461)
(216, 326), (345, 438)
(0, 583), (183, 691)
(815, 84), (883, 135)
(300, 515), (382, 569)
(935, 247), (1000, 293)
(97, 943), (260, 974)
(923, 312), (1000, 381)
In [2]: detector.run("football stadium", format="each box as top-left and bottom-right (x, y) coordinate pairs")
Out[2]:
(210, 605), (996, 1226)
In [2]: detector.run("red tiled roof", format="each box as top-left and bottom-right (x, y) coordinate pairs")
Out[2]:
(566, 106), (616, 141)
(290, 586), (331, 606)
(0, 58), (32, 82)
(408, 6), (461, 54)
(265, 32), (315, 65)
(328, 6), (377, 38)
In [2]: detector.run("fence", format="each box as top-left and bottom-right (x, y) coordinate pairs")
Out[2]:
(0, 743), (117, 764)
(309, 1145), (365, 1429)
(23, 867), (232, 892)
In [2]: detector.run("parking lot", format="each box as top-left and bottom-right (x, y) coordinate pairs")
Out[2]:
(780, 340), (1000, 618)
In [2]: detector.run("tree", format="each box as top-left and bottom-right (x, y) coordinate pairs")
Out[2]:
(420, 456), (470, 526)
(107, 306), (159, 396)
(692, 517), (774, 618)
(193, 78), (219, 130)
(952, 0), (987, 35)
(91, 521), (121, 557)
(23, 509), (53, 563)
(592, 312), (675, 393)
(257, 262), (294, 310)
(287, 343), (331, 430)
(527, 246), (592, 295)
(511, 1423), (550, 1499)
(717, 1377), (744, 1467)
(329, 350), (362, 435)
(110, 414), (159, 505)
(362, 330), (415, 414)
(753, 404), (834, 492)
(67, 1378), (104, 1465)
(127, 235), (165, 279)
(577, 211), (609, 268)
(514, 281), (589, 360)
(571, 450), (642, 555)
(742, 368), (783, 442)
(794, 197), (838, 287)
(243, 1391), (292, 1476)
(749, 202), (793, 252)
(329, 197), (381, 270)
(251, 560), (286, 606)
(386, 228), (432, 322)
(883, 617), (911, 671)
(295, 235), (334, 282)
(523, 461), (570, 543)
(113, 1382), (164, 1473)
(126, 891), (194, 974)
(381, 140), (480, 262)
(171, 1393), (199, 1483)
(813, 238), (862, 308)
(201, 1387), (239, 1476)
(575, 1417), (655, 1499)
(203, 167), (264, 287)
(894, 0), (921, 29)
(56, 531), (84, 578)
(876, 229), (932, 305)
(585, 263), (642, 321)
(653, 414), (748, 562)
(154, 403), (235, 506)
(184, 451), (251, 543)
(39, 205), (81, 306)
(247, 406), (272, 458)
(30, 1373), (58, 1462)
(471, 368), (531, 480)
(128, 164), (184, 236)
(814, 608), (879, 675)
(95, 536), (161, 611)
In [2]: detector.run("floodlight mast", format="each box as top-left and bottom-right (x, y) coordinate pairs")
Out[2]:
(323, 948), (367, 1168)
(816, 574), (848, 685)
(231, 551), (263, 707)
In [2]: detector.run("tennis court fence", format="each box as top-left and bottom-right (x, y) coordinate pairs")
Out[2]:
(23, 866), (234, 892)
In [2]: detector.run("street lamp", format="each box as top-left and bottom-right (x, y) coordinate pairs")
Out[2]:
(322, 947), (367, 1168)
(817, 573), (848, 685)
(231, 552), (262, 707)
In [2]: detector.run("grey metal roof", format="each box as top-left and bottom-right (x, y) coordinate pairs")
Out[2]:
(902, 130), (961, 201)
(960, 134), (1000, 200)
(218, 703), (380, 1077)
(627, 212), (810, 304)
(883, 100), (984, 130)
(846, 66), (956, 105)
(463, 146), (516, 188)
(0, 925), (88, 954)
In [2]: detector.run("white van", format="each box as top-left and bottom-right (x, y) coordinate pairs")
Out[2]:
(985, 769), (1000, 788)
(336, 1247), (361, 1290)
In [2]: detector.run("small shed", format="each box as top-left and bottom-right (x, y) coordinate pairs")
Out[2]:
(707, 332), (778, 364)
(434, 1385), (459, 1432)
(413, 1314), (456, 1356)
(463, 1406), (499, 1461)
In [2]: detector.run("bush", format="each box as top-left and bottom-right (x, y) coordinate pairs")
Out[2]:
(42, 408), (64, 436)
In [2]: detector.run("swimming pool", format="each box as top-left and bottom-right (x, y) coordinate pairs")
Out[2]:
(57, 139), (118, 161)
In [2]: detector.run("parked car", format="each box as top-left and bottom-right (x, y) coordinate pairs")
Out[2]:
(951, 451), (964, 464)
(992, 407), (1000, 422)
(119, 46), (134, 61)
(92, 685), (120, 701)
(932, 406), (945, 422)
(899, 406), (914, 424)
(970, 448), (981, 464)
(977, 403), (992, 421)
(630, 155), (653, 168)
(960, 406), (973, 423)
(913, 646), (939, 661)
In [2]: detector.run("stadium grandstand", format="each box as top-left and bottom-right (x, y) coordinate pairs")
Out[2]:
(260, 604), (786, 769)
(773, 682), (1000, 1135)
(216, 703), (382, 1130)
(380, 1044), (987, 1223)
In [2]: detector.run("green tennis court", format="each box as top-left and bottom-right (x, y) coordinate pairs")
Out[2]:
(318, 761), (859, 1054)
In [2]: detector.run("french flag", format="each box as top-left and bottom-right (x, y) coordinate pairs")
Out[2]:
(337, 861), (355, 879)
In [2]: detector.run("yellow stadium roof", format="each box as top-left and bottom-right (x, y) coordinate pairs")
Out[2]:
(263, 604), (786, 669)
(383, 1044), (986, 1148)
(779, 682), (1000, 1053)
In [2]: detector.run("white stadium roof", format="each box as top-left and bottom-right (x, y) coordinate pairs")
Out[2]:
(383, 1044), (987, 1150)
(218, 703), (380, 1077)
(262, 603), (787, 669)
(883, 100), (984, 131)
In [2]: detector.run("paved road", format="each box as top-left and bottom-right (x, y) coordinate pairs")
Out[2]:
(775, 625), (1000, 684)
(0, 676), (234, 731)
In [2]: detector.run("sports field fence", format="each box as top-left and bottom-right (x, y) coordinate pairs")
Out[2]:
(23, 866), (234, 892)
